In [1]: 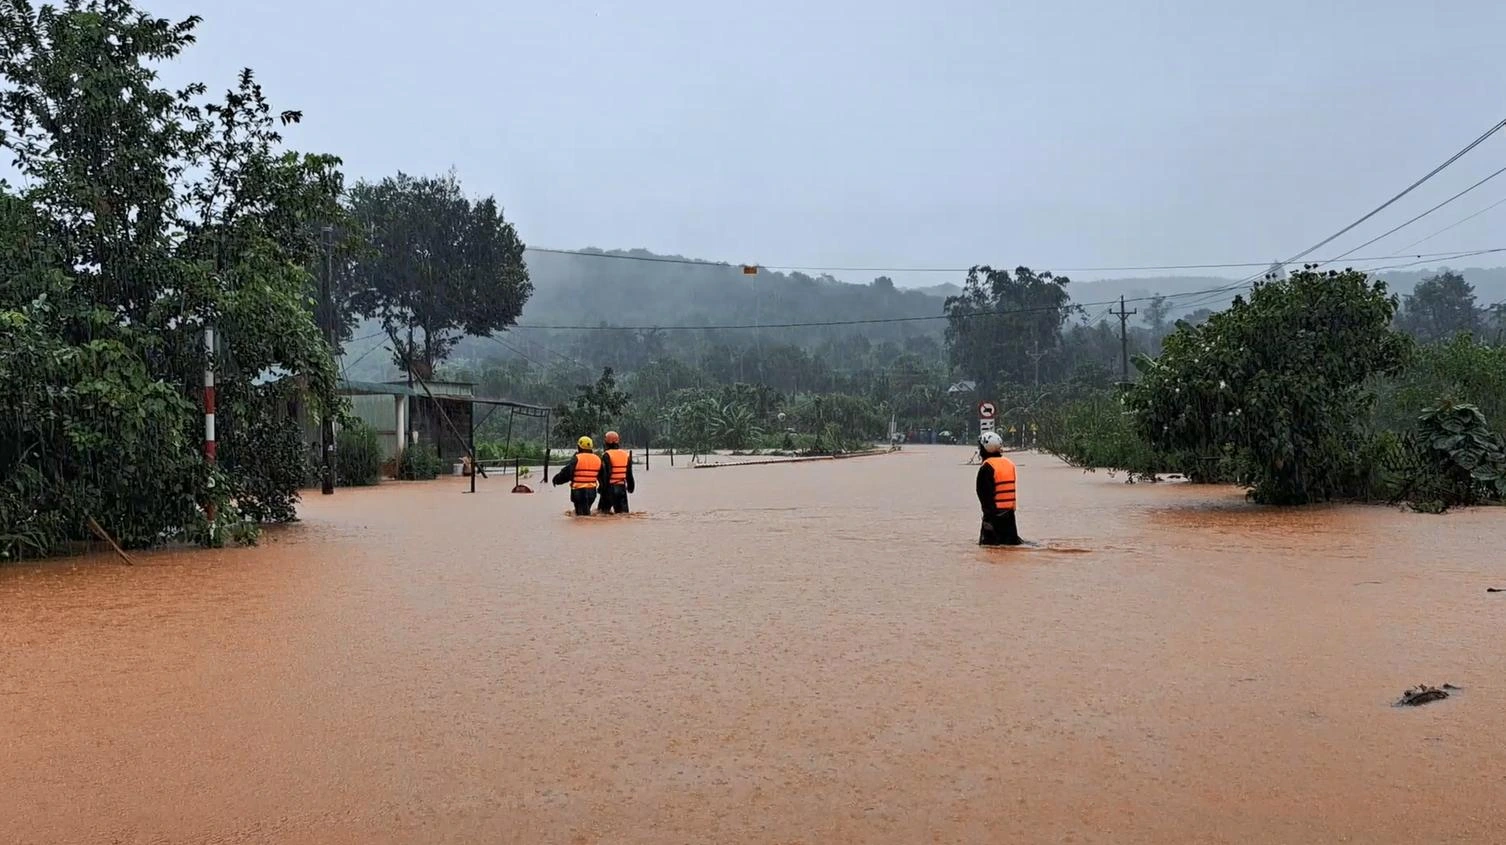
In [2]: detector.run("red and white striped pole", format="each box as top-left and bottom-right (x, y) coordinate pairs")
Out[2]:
(204, 326), (217, 525)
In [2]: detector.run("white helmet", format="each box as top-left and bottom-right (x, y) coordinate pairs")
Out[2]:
(980, 431), (1004, 454)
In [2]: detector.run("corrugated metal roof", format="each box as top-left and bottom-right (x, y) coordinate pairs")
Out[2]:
(338, 379), (419, 397)
(336, 379), (550, 412)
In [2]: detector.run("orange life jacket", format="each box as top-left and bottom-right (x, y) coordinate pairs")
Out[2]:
(604, 448), (630, 485)
(984, 456), (1017, 511)
(572, 452), (602, 489)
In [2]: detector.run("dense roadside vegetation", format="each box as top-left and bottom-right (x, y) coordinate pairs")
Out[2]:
(0, 1), (530, 559)
(1038, 269), (1506, 512)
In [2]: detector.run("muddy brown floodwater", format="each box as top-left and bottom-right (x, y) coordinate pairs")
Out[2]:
(4, 448), (1506, 844)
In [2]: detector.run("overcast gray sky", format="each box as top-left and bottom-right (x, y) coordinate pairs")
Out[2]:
(151, 0), (1506, 284)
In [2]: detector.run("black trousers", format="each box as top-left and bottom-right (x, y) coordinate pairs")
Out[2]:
(570, 488), (597, 516)
(597, 484), (630, 514)
(979, 510), (1022, 546)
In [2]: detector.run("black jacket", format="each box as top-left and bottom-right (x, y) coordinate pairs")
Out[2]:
(976, 451), (1010, 517)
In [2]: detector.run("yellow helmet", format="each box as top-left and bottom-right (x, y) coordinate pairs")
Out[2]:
(604, 430), (620, 445)
(577, 436), (593, 450)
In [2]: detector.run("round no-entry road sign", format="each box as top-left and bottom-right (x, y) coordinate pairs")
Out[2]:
(977, 401), (997, 420)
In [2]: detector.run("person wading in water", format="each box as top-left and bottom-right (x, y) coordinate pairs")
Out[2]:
(596, 431), (635, 514)
(976, 430), (1023, 546)
(552, 436), (602, 515)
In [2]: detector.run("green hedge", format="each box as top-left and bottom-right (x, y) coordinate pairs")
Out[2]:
(336, 422), (383, 487)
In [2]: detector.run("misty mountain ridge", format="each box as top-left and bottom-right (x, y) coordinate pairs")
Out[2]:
(518, 248), (1506, 325)
(343, 248), (1506, 381)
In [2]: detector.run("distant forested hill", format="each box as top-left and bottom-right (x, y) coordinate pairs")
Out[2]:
(516, 248), (946, 339)
(342, 247), (1506, 380)
(509, 249), (1506, 329)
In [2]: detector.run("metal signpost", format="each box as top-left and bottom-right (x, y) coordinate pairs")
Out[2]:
(977, 400), (996, 438)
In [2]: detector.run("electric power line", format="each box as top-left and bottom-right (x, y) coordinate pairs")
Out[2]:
(1319, 163), (1506, 266)
(342, 341), (388, 371)
(506, 248), (1506, 333)
(1401, 194), (1506, 251)
(1346, 246), (1506, 276)
(523, 245), (1498, 276)
(481, 333), (554, 370)
(1182, 114), (1506, 310)
(1278, 114), (1506, 267)
(1167, 246), (1503, 315)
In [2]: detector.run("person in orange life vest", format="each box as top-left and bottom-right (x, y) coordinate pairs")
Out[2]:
(552, 436), (602, 515)
(596, 431), (636, 514)
(976, 430), (1022, 546)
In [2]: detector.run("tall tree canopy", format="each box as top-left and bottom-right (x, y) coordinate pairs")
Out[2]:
(943, 266), (1076, 393)
(1396, 270), (1479, 343)
(345, 172), (531, 378)
(0, 0), (340, 555)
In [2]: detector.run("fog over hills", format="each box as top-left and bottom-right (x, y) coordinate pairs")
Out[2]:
(342, 247), (1506, 381)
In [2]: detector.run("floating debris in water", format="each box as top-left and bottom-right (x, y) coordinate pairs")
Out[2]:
(1395, 684), (1460, 707)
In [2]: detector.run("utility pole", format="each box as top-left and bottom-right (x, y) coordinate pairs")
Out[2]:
(1025, 338), (1047, 390)
(1111, 295), (1138, 384)
(320, 226), (336, 495)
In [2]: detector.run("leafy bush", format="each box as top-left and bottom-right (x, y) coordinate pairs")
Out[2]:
(553, 367), (629, 445)
(712, 402), (764, 450)
(1128, 268), (1410, 505)
(661, 391), (720, 454)
(1036, 393), (1181, 481)
(1383, 401), (1506, 511)
(336, 423), (383, 487)
(218, 380), (308, 523)
(0, 6), (341, 559)
(1373, 335), (1506, 434)
(476, 439), (549, 464)
(2, 286), (213, 558)
(398, 443), (443, 481)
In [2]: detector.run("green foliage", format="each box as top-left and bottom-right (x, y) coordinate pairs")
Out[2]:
(514, 248), (950, 353)
(554, 367), (629, 444)
(336, 422), (383, 487)
(397, 443), (442, 481)
(711, 403), (763, 450)
(1127, 269), (1410, 505)
(1035, 392), (1177, 481)
(1, 285), (208, 557)
(1395, 271), (1478, 343)
(944, 266), (1075, 393)
(346, 172), (531, 377)
(1388, 401), (1506, 510)
(474, 439), (549, 464)
(217, 380), (308, 522)
(660, 390), (720, 454)
(786, 393), (888, 442)
(0, 1), (339, 558)
(1373, 334), (1506, 434)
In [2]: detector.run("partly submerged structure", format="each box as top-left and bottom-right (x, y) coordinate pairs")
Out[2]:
(334, 378), (552, 472)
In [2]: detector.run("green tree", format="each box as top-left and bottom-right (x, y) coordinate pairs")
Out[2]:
(554, 367), (629, 444)
(944, 266), (1075, 393)
(663, 390), (719, 456)
(1127, 268), (1410, 505)
(712, 402), (763, 450)
(346, 172), (532, 378)
(0, 1), (339, 555)
(1142, 294), (1173, 342)
(1396, 271), (1479, 343)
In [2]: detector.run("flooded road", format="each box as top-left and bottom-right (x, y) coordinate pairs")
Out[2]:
(4, 448), (1505, 844)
